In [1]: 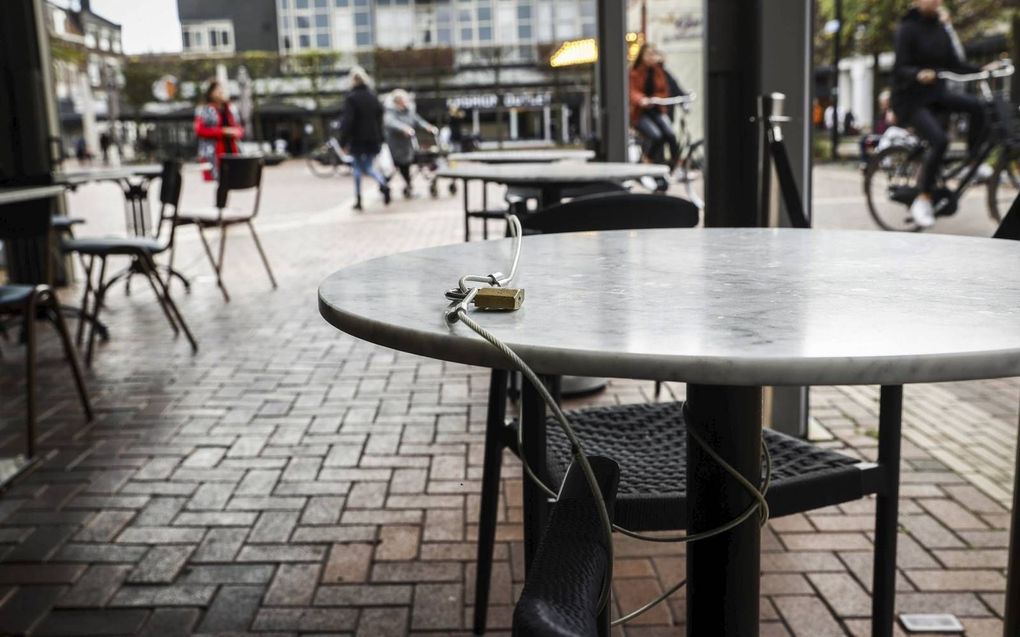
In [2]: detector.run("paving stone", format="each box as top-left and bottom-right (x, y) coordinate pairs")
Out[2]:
(252, 607), (358, 632)
(773, 595), (846, 637)
(191, 527), (248, 563)
(323, 543), (375, 583)
(109, 585), (217, 607)
(137, 608), (201, 637)
(74, 510), (136, 543)
(34, 609), (149, 636)
(0, 585), (64, 634)
(357, 606), (409, 636)
(264, 563), (320, 606)
(178, 564), (275, 585)
(248, 511), (300, 543)
(58, 565), (132, 607)
(196, 585), (265, 633)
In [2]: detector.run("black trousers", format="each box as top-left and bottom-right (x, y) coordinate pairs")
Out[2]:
(395, 162), (412, 188)
(908, 92), (987, 195)
(635, 112), (680, 169)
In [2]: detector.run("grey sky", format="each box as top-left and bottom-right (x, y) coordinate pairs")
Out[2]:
(85, 0), (183, 54)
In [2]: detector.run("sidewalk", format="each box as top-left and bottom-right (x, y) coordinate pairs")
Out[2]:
(0, 160), (1015, 635)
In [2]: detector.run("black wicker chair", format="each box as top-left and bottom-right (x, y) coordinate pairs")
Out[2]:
(474, 194), (903, 637)
(513, 456), (619, 637)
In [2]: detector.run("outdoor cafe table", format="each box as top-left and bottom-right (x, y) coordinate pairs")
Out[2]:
(436, 161), (671, 241)
(447, 149), (595, 164)
(54, 164), (163, 237)
(319, 228), (1020, 636)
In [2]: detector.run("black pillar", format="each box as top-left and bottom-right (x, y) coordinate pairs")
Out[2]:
(0, 0), (58, 185)
(596, 0), (628, 162)
(704, 0), (763, 227)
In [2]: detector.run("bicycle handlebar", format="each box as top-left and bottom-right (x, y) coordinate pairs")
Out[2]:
(938, 63), (1015, 83)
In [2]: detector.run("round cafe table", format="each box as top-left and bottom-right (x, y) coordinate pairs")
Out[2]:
(318, 228), (1020, 636)
(447, 149), (595, 164)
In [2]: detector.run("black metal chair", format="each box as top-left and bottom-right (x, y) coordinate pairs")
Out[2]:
(172, 155), (276, 302)
(512, 456), (619, 637)
(0, 198), (93, 466)
(62, 160), (197, 365)
(518, 191), (700, 234)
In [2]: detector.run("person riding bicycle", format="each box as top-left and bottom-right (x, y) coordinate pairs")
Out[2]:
(891, 0), (990, 228)
(630, 43), (681, 186)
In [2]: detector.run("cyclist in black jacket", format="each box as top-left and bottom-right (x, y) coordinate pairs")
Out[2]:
(891, 0), (988, 227)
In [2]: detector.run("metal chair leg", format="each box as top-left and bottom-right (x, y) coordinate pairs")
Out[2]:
(872, 385), (903, 637)
(43, 292), (92, 422)
(23, 291), (39, 459)
(195, 225), (230, 302)
(133, 254), (179, 335)
(521, 375), (556, 572)
(473, 369), (508, 635)
(85, 257), (109, 367)
(76, 255), (96, 346)
(216, 223), (230, 298)
(246, 221), (277, 289)
(140, 254), (198, 353)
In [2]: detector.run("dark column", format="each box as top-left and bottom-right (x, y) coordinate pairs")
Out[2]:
(1003, 392), (1020, 637)
(704, 0), (763, 227)
(596, 0), (628, 162)
(686, 384), (763, 636)
(0, 0), (59, 184)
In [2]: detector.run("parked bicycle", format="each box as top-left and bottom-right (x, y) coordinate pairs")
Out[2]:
(306, 122), (353, 178)
(863, 61), (1018, 231)
(629, 93), (704, 208)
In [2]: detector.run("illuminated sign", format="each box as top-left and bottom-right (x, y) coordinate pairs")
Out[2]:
(549, 33), (645, 68)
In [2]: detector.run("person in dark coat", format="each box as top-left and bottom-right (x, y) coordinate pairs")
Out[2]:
(339, 67), (390, 211)
(891, 0), (989, 227)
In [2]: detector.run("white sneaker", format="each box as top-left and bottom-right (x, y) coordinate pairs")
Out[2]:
(910, 196), (935, 228)
(975, 163), (994, 183)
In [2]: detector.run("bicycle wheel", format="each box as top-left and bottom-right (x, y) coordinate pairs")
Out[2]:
(864, 145), (924, 232)
(306, 146), (340, 178)
(987, 150), (1020, 222)
(679, 140), (705, 208)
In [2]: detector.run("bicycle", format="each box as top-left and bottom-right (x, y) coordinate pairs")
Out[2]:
(863, 61), (1018, 231)
(629, 93), (705, 208)
(306, 121), (353, 178)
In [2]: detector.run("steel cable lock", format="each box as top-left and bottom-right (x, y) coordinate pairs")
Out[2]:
(444, 215), (773, 624)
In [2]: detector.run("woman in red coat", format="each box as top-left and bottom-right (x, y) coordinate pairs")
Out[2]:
(195, 79), (243, 181)
(629, 44), (680, 173)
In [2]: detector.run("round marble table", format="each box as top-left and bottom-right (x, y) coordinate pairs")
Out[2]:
(447, 149), (595, 164)
(318, 228), (1020, 636)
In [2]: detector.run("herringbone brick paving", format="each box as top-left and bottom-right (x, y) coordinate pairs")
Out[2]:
(0, 162), (1016, 635)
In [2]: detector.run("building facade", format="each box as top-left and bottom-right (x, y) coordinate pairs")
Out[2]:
(177, 0), (279, 54)
(46, 0), (126, 158)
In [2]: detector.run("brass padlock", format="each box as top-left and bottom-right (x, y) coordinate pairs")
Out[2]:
(473, 287), (525, 311)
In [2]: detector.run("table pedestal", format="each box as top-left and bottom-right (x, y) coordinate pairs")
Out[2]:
(686, 384), (762, 637)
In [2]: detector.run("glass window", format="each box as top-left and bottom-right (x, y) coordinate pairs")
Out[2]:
(315, 13), (329, 27)
(282, 16), (290, 27)
(517, 24), (531, 39)
(182, 31), (191, 48)
(581, 22), (595, 37)
(193, 30), (203, 46)
(460, 27), (473, 40)
(296, 0), (309, 8)
(316, 33), (330, 47)
(354, 12), (369, 26)
(477, 6), (491, 20)
(297, 16), (310, 28)
(281, 0), (289, 7)
(355, 31), (371, 46)
(479, 26), (492, 40)
(315, 0), (327, 6)
(211, 30), (219, 46)
(299, 33), (311, 47)
(517, 4), (530, 19)
(458, 9), (471, 22)
(354, 0), (367, 6)
(335, 0), (348, 5)
(437, 27), (452, 44)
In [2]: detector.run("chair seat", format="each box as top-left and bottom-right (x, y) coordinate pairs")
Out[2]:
(541, 402), (878, 532)
(175, 208), (252, 226)
(63, 236), (163, 256)
(0, 285), (34, 308)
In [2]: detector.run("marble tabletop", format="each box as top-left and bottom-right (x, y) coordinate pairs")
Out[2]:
(319, 228), (1020, 386)
(56, 164), (162, 186)
(0, 185), (67, 207)
(447, 149), (595, 164)
(436, 161), (669, 184)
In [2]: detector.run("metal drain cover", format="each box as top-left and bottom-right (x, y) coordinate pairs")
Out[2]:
(899, 614), (965, 633)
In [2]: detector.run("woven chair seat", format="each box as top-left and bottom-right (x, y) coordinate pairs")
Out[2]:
(542, 402), (879, 532)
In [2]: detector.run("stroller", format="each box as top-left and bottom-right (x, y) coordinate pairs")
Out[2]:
(410, 129), (454, 198)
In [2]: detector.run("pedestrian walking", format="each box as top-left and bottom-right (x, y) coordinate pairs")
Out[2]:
(384, 89), (438, 199)
(339, 67), (390, 211)
(194, 79), (243, 181)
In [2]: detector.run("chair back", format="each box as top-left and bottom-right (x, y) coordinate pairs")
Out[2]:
(520, 192), (699, 235)
(155, 159), (183, 248)
(0, 196), (53, 285)
(216, 155), (264, 217)
(993, 190), (1020, 241)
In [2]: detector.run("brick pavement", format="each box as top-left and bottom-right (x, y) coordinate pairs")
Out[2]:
(0, 161), (1017, 635)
